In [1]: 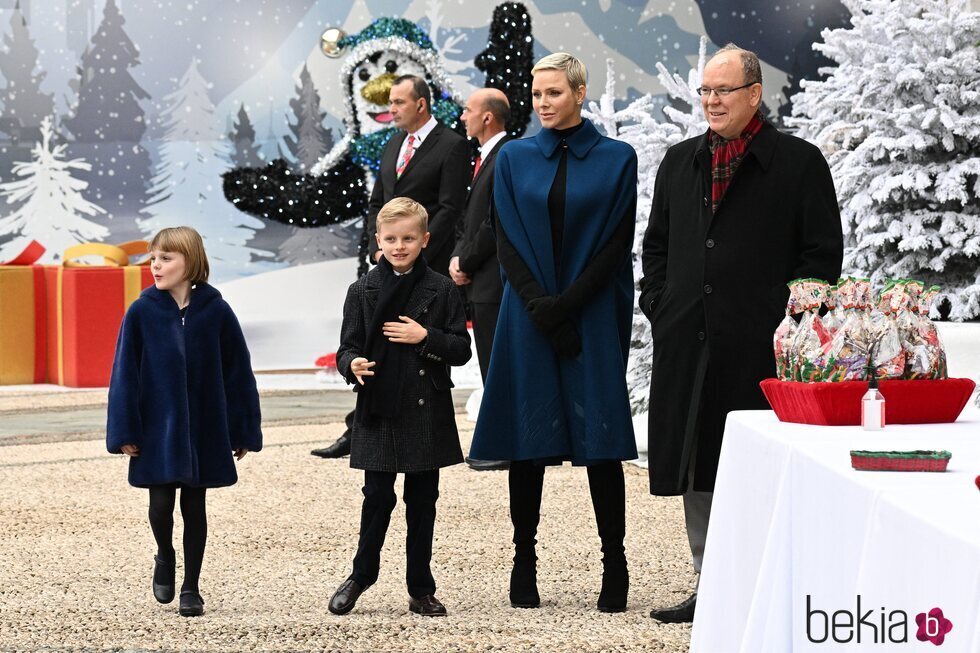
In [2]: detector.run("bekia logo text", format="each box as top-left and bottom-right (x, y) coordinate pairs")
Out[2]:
(807, 595), (953, 646)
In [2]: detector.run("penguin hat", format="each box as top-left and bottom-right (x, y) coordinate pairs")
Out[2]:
(313, 18), (464, 176)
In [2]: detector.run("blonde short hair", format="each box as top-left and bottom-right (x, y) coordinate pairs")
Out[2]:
(150, 226), (210, 284)
(377, 197), (428, 233)
(531, 52), (587, 91)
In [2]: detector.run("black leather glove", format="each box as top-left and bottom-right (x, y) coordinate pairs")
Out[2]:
(548, 320), (582, 358)
(526, 295), (568, 335)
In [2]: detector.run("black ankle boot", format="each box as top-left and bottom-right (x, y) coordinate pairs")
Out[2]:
(509, 556), (540, 608)
(597, 558), (629, 612)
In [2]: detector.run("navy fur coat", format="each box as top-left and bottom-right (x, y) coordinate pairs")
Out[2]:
(106, 283), (262, 488)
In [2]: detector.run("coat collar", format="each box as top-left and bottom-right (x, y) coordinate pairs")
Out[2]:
(693, 120), (777, 172)
(535, 119), (602, 159)
(364, 264), (440, 318)
(142, 282), (221, 310)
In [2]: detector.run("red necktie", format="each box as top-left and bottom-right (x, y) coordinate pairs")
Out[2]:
(472, 154), (482, 180)
(396, 134), (415, 179)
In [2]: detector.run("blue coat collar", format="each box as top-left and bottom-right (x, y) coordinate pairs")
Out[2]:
(142, 282), (221, 310)
(535, 119), (602, 159)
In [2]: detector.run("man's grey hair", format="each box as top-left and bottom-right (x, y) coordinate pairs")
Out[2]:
(715, 43), (763, 86)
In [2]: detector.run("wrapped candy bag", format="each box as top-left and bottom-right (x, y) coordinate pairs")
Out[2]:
(822, 283), (843, 336)
(823, 277), (873, 381)
(912, 285), (948, 379)
(868, 281), (906, 380)
(790, 278), (833, 382)
(895, 280), (927, 378)
(773, 281), (803, 381)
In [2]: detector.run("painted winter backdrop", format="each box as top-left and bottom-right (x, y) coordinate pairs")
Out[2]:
(0, 0), (853, 280)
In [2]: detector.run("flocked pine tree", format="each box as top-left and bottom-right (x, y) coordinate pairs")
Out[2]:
(283, 64), (334, 172)
(582, 39), (708, 415)
(63, 0), (152, 240)
(229, 103), (264, 169)
(0, 116), (107, 263)
(0, 0), (53, 134)
(140, 59), (269, 278)
(789, 0), (980, 320)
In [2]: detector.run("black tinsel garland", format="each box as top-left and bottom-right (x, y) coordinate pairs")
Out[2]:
(221, 155), (368, 229)
(476, 2), (534, 138)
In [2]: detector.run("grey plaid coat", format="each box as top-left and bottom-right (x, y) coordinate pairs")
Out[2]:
(337, 265), (471, 473)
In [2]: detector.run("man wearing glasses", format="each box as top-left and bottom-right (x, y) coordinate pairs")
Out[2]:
(640, 44), (843, 623)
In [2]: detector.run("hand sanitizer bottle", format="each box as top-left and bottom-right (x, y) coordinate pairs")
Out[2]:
(862, 376), (885, 430)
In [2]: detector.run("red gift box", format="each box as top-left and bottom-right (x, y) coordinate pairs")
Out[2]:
(44, 242), (154, 388)
(760, 378), (977, 426)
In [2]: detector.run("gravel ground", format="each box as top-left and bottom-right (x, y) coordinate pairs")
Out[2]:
(0, 396), (696, 653)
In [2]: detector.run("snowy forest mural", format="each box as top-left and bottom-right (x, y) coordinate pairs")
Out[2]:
(0, 0), (975, 318)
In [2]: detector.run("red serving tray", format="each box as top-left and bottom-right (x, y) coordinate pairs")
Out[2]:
(760, 378), (976, 426)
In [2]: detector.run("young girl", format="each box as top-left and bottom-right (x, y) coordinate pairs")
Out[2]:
(106, 226), (262, 617)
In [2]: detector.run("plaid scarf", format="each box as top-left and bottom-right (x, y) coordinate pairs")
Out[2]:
(709, 111), (765, 214)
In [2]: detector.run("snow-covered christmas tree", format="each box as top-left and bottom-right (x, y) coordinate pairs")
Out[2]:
(582, 40), (708, 414)
(283, 64), (334, 172)
(0, 0), (53, 134)
(789, 0), (980, 320)
(140, 59), (270, 279)
(228, 103), (264, 169)
(0, 116), (106, 262)
(63, 0), (153, 239)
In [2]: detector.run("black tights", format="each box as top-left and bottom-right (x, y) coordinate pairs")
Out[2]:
(148, 486), (208, 593)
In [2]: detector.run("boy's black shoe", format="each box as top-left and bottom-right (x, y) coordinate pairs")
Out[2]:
(311, 432), (351, 458)
(328, 579), (364, 615)
(649, 592), (696, 623)
(152, 556), (175, 604)
(178, 591), (205, 617)
(464, 457), (509, 471)
(408, 595), (447, 616)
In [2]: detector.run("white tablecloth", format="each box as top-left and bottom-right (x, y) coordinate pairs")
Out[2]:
(691, 406), (980, 653)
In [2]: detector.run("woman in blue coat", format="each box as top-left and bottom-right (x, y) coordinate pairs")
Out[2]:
(470, 53), (638, 612)
(106, 227), (262, 617)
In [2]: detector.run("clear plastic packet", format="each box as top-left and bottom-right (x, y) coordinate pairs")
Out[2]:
(822, 284), (843, 336)
(913, 285), (948, 379)
(790, 278), (833, 382)
(823, 277), (873, 381)
(868, 281), (905, 380)
(773, 281), (803, 381)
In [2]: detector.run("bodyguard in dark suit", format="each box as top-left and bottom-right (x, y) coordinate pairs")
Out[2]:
(367, 74), (472, 277)
(450, 88), (511, 472)
(641, 45), (843, 624)
(312, 74), (470, 460)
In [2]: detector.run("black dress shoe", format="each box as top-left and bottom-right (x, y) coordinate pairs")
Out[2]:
(328, 579), (364, 615)
(465, 457), (510, 471)
(408, 594), (447, 616)
(178, 590), (205, 617)
(650, 592), (697, 623)
(152, 556), (175, 604)
(311, 432), (351, 459)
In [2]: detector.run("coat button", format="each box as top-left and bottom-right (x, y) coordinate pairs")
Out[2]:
(703, 196), (709, 206)
(705, 238), (715, 249)
(697, 331), (706, 341)
(703, 284), (713, 294)
(418, 398), (425, 406)
(418, 369), (426, 376)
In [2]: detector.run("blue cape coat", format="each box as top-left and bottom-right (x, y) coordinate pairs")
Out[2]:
(106, 283), (262, 488)
(470, 120), (638, 463)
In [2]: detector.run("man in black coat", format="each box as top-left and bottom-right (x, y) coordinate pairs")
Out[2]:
(312, 74), (471, 460)
(640, 44), (843, 623)
(450, 88), (511, 472)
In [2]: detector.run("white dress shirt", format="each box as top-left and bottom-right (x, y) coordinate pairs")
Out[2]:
(396, 116), (438, 171)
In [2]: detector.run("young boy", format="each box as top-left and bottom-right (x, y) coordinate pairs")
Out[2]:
(329, 197), (472, 617)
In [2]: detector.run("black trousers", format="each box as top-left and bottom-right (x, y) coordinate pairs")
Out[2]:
(350, 469), (440, 598)
(470, 302), (500, 382)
